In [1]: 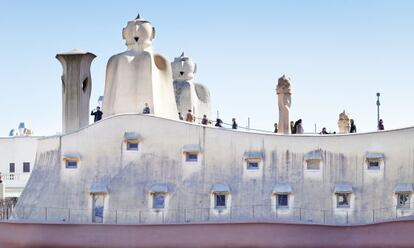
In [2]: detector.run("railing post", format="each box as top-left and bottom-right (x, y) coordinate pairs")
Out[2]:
(115, 210), (118, 224)
(139, 210), (142, 224)
(184, 208), (187, 222)
(299, 208), (302, 221)
(275, 207), (278, 220)
(68, 208), (71, 222)
(372, 209), (375, 223)
(323, 210), (325, 224)
(396, 206), (398, 219)
(45, 207), (48, 221)
(162, 210), (165, 224)
(346, 211), (348, 224)
(252, 205), (255, 219)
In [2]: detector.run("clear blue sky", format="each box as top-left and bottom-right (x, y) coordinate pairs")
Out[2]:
(1, 1), (413, 136)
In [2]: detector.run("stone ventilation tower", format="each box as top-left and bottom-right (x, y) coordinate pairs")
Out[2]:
(338, 110), (350, 134)
(56, 49), (96, 134)
(276, 75), (292, 134)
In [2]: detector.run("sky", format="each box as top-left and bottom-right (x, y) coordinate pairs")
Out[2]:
(0, 0), (413, 136)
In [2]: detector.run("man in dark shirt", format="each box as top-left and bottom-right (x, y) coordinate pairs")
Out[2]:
(232, 118), (238, 129)
(378, 119), (385, 130)
(91, 106), (103, 122)
(350, 119), (357, 133)
(215, 118), (223, 127)
(320, 127), (329, 134)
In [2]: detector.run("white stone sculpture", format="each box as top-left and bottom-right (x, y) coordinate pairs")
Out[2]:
(338, 110), (350, 134)
(172, 52), (211, 119)
(102, 14), (178, 119)
(56, 49), (96, 134)
(276, 75), (292, 134)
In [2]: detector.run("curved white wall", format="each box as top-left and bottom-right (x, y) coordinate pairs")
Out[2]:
(14, 114), (414, 224)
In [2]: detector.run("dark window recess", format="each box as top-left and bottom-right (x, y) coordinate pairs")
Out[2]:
(368, 161), (380, 169)
(153, 194), (165, 209)
(186, 153), (198, 162)
(9, 163), (15, 173)
(398, 193), (410, 208)
(23, 162), (30, 173)
(215, 194), (226, 208)
(336, 193), (350, 208)
(247, 161), (259, 169)
(277, 194), (288, 207)
(66, 160), (78, 169)
(127, 142), (139, 151)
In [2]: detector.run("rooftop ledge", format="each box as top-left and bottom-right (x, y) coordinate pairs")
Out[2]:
(39, 112), (414, 139)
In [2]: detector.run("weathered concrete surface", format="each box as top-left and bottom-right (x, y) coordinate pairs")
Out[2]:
(56, 49), (96, 134)
(2, 220), (414, 247)
(14, 113), (414, 224)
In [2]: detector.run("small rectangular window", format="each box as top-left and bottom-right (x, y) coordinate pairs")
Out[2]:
(368, 161), (380, 170)
(66, 160), (78, 169)
(277, 194), (289, 207)
(247, 161), (259, 170)
(336, 193), (350, 208)
(186, 153), (198, 162)
(9, 163), (15, 173)
(23, 162), (30, 173)
(306, 159), (320, 170)
(215, 194), (226, 208)
(127, 141), (139, 151)
(153, 194), (165, 209)
(397, 193), (410, 208)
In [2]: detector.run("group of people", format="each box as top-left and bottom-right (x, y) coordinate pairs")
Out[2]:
(273, 119), (303, 134)
(90, 103), (152, 123)
(272, 118), (376, 135)
(319, 118), (384, 135)
(290, 119), (304, 134)
(320, 119), (358, 135)
(91, 105), (385, 134)
(179, 109), (238, 129)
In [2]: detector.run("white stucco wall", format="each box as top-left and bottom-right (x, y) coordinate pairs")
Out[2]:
(0, 136), (39, 197)
(13, 114), (414, 224)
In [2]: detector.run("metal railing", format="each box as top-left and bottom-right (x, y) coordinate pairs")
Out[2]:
(10, 204), (414, 225)
(0, 173), (20, 181)
(191, 115), (318, 135)
(0, 198), (17, 220)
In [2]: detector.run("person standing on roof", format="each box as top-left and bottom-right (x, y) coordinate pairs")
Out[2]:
(294, 119), (304, 134)
(186, 109), (194, 122)
(201, 115), (209, 125)
(320, 127), (328, 134)
(274, 123), (278, 133)
(290, 121), (296, 134)
(91, 106), (103, 122)
(378, 119), (384, 131)
(232, 118), (238, 129)
(350, 119), (357, 133)
(142, 103), (150, 114)
(215, 118), (223, 127)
